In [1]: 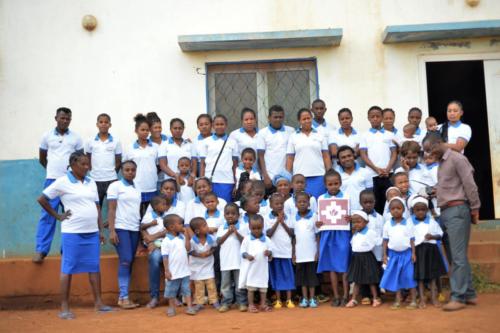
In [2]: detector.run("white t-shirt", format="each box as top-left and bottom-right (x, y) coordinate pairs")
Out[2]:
(184, 197), (226, 226)
(235, 164), (261, 189)
(446, 121), (472, 153)
(291, 210), (318, 263)
(161, 233), (191, 280)
(85, 134), (122, 181)
(351, 227), (380, 253)
(359, 128), (397, 181)
(122, 140), (161, 193)
(189, 235), (216, 280)
(141, 210), (166, 236)
(382, 218), (415, 252)
(178, 177), (195, 204)
(411, 215), (443, 246)
(395, 164), (434, 196)
(284, 195), (317, 220)
(337, 163), (371, 211)
(312, 119), (336, 143)
(106, 179), (141, 231)
(204, 209), (225, 230)
(367, 210), (385, 261)
(216, 221), (249, 271)
(264, 212), (293, 258)
(192, 133), (210, 160)
(40, 129), (84, 179)
(199, 134), (238, 184)
(286, 129), (328, 177)
(238, 235), (274, 289)
(42, 172), (99, 233)
(328, 128), (360, 150)
(256, 125), (294, 179)
(144, 198), (186, 221)
(158, 137), (193, 179)
(229, 127), (259, 159)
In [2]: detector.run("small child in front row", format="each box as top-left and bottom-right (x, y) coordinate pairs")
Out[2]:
(177, 156), (195, 204)
(161, 214), (197, 316)
(188, 217), (220, 310)
(239, 214), (274, 313)
(217, 203), (249, 313)
(410, 196), (446, 308)
(292, 192), (320, 308)
(379, 197), (417, 310)
(346, 210), (382, 308)
(235, 147), (262, 190)
(202, 192), (224, 234)
(265, 193), (295, 309)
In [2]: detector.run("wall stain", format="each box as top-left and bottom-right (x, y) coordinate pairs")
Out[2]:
(420, 41), (471, 50)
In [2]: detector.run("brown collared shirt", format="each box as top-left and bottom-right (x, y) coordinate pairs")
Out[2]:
(436, 148), (481, 210)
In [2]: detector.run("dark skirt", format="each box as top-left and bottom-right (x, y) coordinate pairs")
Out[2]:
(414, 243), (447, 281)
(269, 258), (295, 291)
(295, 262), (319, 287)
(61, 232), (100, 274)
(347, 251), (381, 285)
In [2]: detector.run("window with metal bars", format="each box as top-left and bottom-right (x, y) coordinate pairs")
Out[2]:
(206, 59), (319, 132)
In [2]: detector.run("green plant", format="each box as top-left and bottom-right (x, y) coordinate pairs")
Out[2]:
(471, 264), (500, 293)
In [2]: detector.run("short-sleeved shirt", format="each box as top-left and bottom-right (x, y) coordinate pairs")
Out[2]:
(284, 195), (317, 220)
(184, 196), (226, 226)
(205, 209), (225, 230)
(291, 210), (318, 263)
(199, 134), (238, 184)
(143, 198), (186, 226)
(395, 163), (434, 195)
(287, 129), (328, 177)
(158, 137), (193, 179)
(106, 179), (141, 231)
(256, 125), (294, 179)
(351, 227), (380, 253)
(85, 134), (122, 181)
(235, 164), (261, 189)
(178, 178), (195, 204)
(189, 235), (216, 280)
(264, 212), (293, 258)
(382, 218), (415, 252)
(328, 127), (360, 150)
(359, 128), (396, 179)
(192, 134), (210, 160)
(216, 221), (249, 271)
(412, 215), (443, 246)
(367, 210), (385, 261)
(446, 121), (472, 153)
(42, 172), (99, 233)
(312, 119), (336, 143)
(122, 140), (160, 193)
(40, 129), (84, 179)
(141, 210), (166, 235)
(161, 233), (190, 280)
(238, 234), (274, 289)
(229, 127), (259, 159)
(337, 163), (371, 211)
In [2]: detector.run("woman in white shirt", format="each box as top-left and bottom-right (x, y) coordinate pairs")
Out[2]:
(229, 107), (259, 160)
(440, 100), (472, 154)
(286, 108), (331, 199)
(37, 152), (111, 319)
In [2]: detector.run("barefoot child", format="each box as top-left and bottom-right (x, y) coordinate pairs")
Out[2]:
(239, 214), (274, 313)
(346, 210), (382, 308)
(265, 193), (295, 309)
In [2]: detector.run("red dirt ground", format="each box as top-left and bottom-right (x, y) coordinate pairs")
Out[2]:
(1, 293), (499, 333)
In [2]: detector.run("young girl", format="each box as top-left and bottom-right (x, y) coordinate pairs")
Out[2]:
(410, 196), (446, 308)
(265, 193), (295, 309)
(316, 170), (351, 307)
(235, 147), (261, 191)
(199, 115), (238, 203)
(123, 114), (160, 216)
(192, 114), (213, 177)
(177, 156), (195, 204)
(239, 214), (274, 313)
(184, 177), (227, 230)
(284, 173), (317, 219)
(346, 210), (382, 308)
(291, 191), (319, 308)
(380, 197), (417, 310)
(383, 174), (411, 221)
(396, 141), (433, 195)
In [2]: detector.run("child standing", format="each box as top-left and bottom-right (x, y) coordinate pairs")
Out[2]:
(316, 170), (351, 307)
(292, 191), (320, 308)
(189, 217), (220, 310)
(284, 174), (318, 219)
(235, 147), (262, 191)
(161, 214), (197, 316)
(217, 203), (249, 312)
(239, 214), (274, 313)
(383, 173), (411, 221)
(265, 193), (295, 309)
(192, 114), (213, 177)
(202, 192), (225, 234)
(380, 197), (417, 310)
(177, 156), (195, 204)
(410, 196), (446, 308)
(346, 210), (382, 308)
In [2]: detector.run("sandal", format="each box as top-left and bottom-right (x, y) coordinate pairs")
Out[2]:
(406, 302), (418, 310)
(96, 305), (114, 313)
(185, 307), (197, 315)
(58, 311), (75, 320)
(146, 297), (159, 309)
(390, 302), (401, 310)
(118, 298), (139, 309)
(260, 304), (272, 312)
(248, 304), (259, 313)
(166, 307), (176, 317)
(345, 299), (358, 308)
(372, 298), (382, 308)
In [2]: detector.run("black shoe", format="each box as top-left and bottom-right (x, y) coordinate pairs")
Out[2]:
(32, 252), (46, 264)
(331, 297), (341, 307)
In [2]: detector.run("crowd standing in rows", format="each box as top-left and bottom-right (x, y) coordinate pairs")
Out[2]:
(34, 99), (480, 319)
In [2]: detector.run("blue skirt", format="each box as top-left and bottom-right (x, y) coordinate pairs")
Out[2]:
(380, 249), (416, 292)
(212, 182), (234, 203)
(269, 258), (295, 291)
(317, 230), (351, 273)
(61, 232), (100, 274)
(305, 176), (325, 200)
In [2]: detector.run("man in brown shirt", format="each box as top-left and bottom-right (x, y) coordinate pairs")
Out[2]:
(425, 133), (480, 312)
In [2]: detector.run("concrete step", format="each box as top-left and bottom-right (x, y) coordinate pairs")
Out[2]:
(468, 241), (500, 261)
(470, 229), (500, 243)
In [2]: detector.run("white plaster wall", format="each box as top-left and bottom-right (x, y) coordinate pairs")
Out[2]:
(1, 0), (500, 160)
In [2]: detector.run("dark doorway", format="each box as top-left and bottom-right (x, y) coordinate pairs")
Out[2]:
(426, 60), (494, 219)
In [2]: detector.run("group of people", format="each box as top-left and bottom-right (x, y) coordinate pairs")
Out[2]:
(33, 99), (481, 319)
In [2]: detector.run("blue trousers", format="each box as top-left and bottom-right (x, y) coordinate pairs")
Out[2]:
(148, 248), (163, 298)
(35, 179), (60, 255)
(212, 183), (234, 203)
(114, 229), (139, 299)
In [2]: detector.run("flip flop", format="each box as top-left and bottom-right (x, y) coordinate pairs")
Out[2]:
(58, 311), (75, 320)
(248, 304), (259, 313)
(96, 305), (114, 313)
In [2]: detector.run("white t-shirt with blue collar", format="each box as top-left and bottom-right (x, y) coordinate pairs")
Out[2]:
(229, 127), (259, 159)
(189, 234), (216, 280)
(445, 121), (472, 153)
(85, 134), (122, 182)
(382, 218), (415, 252)
(395, 163), (434, 195)
(106, 178), (141, 231)
(238, 234), (274, 289)
(235, 164), (261, 189)
(286, 128), (328, 177)
(40, 128), (84, 179)
(205, 209), (225, 230)
(284, 195), (317, 220)
(161, 233), (190, 280)
(123, 140), (162, 193)
(359, 127), (397, 181)
(337, 163), (371, 211)
(291, 210), (318, 263)
(411, 214), (443, 246)
(264, 211), (293, 258)
(351, 226), (381, 253)
(42, 171), (99, 233)
(312, 118), (336, 143)
(328, 127), (361, 150)
(143, 198), (186, 232)
(184, 196), (226, 227)
(216, 220), (249, 271)
(199, 134), (238, 184)
(158, 137), (193, 179)
(256, 125), (294, 180)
